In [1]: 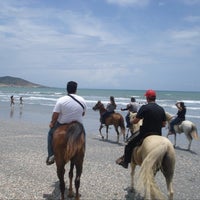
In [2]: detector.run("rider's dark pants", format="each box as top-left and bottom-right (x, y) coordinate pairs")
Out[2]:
(170, 117), (183, 133)
(124, 132), (160, 164)
(125, 114), (131, 128)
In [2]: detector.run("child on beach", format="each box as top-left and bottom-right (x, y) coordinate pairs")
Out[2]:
(10, 95), (14, 107)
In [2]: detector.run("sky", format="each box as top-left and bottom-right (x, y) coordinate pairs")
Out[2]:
(0, 0), (200, 91)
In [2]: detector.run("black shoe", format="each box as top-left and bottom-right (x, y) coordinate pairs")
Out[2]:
(118, 160), (128, 169)
(116, 156), (128, 169)
(46, 156), (55, 165)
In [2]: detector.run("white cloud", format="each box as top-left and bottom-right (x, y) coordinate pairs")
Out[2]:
(169, 28), (200, 41)
(184, 15), (200, 23)
(106, 0), (149, 7)
(181, 0), (200, 5)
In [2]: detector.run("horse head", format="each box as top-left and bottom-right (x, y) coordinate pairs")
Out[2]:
(92, 101), (104, 111)
(165, 112), (174, 122)
(129, 112), (143, 134)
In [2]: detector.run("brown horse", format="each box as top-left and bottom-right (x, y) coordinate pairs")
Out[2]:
(129, 113), (175, 200)
(93, 100), (126, 143)
(53, 121), (85, 200)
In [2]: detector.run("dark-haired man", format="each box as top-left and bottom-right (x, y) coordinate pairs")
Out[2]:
(121, 97), (139, 128)
(46, 81), (87, 165)
(116, 89), (166, 168)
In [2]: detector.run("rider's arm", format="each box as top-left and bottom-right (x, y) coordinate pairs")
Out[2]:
(49, 112), (59, 128)
(175, 102), (182, 110)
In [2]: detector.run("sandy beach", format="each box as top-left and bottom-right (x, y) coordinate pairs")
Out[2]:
(0, 106), (200, 200)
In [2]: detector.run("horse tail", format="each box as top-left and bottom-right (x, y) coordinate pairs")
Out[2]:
(64, 122), (86, 163)
(191, 124), (198, 140)
(137, 141), (171, 200)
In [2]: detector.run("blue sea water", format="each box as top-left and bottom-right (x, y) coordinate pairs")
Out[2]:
(0, 87), (200, 131)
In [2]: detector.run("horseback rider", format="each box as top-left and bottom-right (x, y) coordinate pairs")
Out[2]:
(46, 81), (87, 165)
(101, 96), (116, 124)
(168, 102), (186, 135)
(121, 97), (139, 128)
(116, 89), (166, 169)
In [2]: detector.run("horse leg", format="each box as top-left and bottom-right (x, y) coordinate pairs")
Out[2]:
(74, 160), (83, 200)
(99, 125), (104, 139)
(185, 133), (192, 151)
(68, 161), (74, 198)
(56, 163), (65, 200)
(106, 125), (109, 140)
(174, 133), (176, 147)
(99, 124), (104, 139)
(130, 162), (136, 192)
(114, 125), (120, 143)
(162, 152), (175, 200)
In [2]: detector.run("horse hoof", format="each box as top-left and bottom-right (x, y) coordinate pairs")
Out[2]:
(75, 193), (81, 200)
(68, 191), (74, 198)
(129, 188), (135, 193)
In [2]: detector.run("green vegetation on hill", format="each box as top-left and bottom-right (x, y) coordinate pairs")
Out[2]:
(0, 76), (45, 87)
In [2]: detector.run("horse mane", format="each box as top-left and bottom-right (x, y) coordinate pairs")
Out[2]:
(64, 122), (85, 162)
(165, 112), (174, 121)
(129, 112), (143, 134)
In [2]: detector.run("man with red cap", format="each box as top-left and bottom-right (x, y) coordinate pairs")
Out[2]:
(116, 89), (166, 168)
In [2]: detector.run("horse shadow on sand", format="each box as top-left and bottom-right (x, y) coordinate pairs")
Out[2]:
(174, 146), (197, 155)
(43, 181), (72, 200)
(124, 187), (144, 200)
(92, 136), (125, 146)
(43, 181), (144, 200)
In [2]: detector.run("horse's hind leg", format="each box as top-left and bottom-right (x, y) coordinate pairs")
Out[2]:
(162, 152), (175, 200)
(114, 126), (120, 143)
(68, 162), (75, 198)
(185, 133), (192, 150)
(74, 160), (83, 200)
(57, 163), (65, 200)
(130, 162), (136, 192)
(106, 125), (109, 140)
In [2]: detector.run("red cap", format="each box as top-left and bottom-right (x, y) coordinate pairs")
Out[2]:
(144, 89), (156, 97)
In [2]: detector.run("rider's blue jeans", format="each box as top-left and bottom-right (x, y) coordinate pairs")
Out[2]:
(47, 122), (61, 158)
(170, 117), (182, 133)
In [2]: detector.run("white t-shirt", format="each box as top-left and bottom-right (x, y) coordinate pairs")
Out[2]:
(53, 94), (86, 124)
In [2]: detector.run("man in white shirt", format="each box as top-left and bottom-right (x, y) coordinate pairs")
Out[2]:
(46, 81), (87, 165)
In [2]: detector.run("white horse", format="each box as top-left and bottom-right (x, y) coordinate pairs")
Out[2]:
(165, 112), (198, 150)
(129, 113), (176, 200)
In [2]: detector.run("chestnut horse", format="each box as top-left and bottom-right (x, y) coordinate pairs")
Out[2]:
(53, 121), (85, 200)
(165, 112), (198, 150)
(93, 100), (125, 143)
(129, 113), (176, 200)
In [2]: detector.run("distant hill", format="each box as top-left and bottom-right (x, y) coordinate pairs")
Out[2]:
(0, 76), (46, 87)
